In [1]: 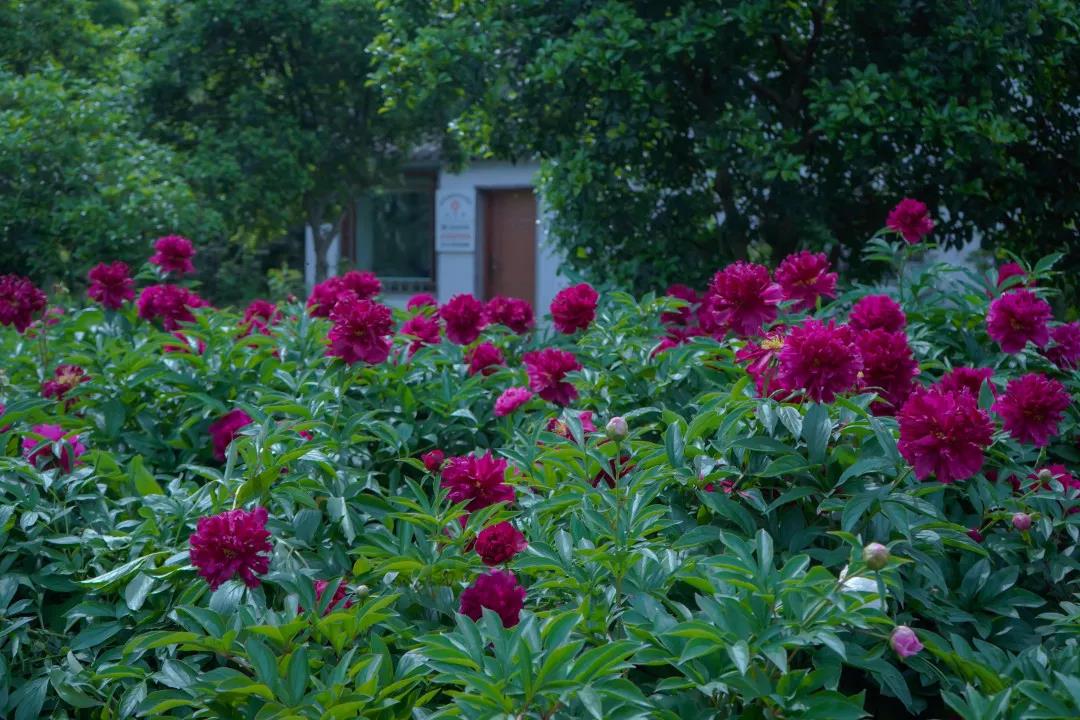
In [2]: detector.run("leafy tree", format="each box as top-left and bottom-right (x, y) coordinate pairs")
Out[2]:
(136, 0), (454, 283)
(0, 1), (221, 292)
(376, 0), (1080, 295)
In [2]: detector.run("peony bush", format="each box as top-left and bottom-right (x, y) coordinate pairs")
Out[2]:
(1, 209), (1079, 719)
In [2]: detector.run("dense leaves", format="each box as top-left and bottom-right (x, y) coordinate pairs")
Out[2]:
(1, 233), (1079, 719)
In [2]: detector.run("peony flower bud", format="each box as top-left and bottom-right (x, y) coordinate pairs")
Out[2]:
(890, 626), (923, 658)
(1037, 468), (1054, 482)
(862, 542), (889, 570)
(605, 416), (629, 441)
(1012, 512), (1032, 531)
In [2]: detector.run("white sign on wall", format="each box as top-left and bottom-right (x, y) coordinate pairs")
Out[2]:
(436, 192), (475, 252)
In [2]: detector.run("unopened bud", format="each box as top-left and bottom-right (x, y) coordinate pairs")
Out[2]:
(1037, 468), (1054, 482)
(862, 542), (889, 570)
(605, 416), (628, 441)
(355, 584), (370, 598)
(1012, 512), (1032, 531)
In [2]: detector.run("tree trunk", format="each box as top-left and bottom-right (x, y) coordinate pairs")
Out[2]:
(312, 224), (334, 284)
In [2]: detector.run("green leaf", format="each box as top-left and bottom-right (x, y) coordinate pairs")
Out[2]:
(124, 573), (155, 611)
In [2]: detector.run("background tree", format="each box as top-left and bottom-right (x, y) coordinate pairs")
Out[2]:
(136, 0), (455, 284)
(375, 0), (1080, 297)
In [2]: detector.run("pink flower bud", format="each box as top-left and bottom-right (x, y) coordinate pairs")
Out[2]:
(1012, 512), (1032, 531)
(862, 542), (889, 570)
(605, 416), (629, 441)
(890, 626), (923, 658)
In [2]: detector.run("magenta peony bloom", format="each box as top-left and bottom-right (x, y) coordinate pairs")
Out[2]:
(326, 296), (394, 365)
(209, 409), (253, 461)
(898, 388), (993, 483)
(242, 299), (280, 335)
(849, 295), (906, 333)
(22, 424), (86, 472)
(422, 449), (445, 472)
(440, 452), (515, 511)
(702, 261), (782, 337)
(306, 278), (346, 318)
(547, 411), (597, 441)
(440, 294), (488, 345)
(775, 251), (838, 312)
(42, 364), (89, 402)
(550, 283), (599, 334)
(997, 262), (1029, 289)
(890, 626), (924, 658)
(466, 342), (506, 376)
(986, 289), (1052, 353)
(736, 327), (787, 397)
(87, 261), (135, 310)
(523, 348), (582, 406)
(188, 507), (272, 590)
(886, 199), (934, 244)
(485, 296), (535, 334)
(0, 274), (48, 332)
(475, 522), (527, 566)
(401, 314), (441, 356)
(312, 579), (353, 614)
(406, 293), (438, 310)
(150, 235), (196, 274)
(776, 319), (862, 403)
(459, 569), (526, 627)
(857, 329), (918, 415)
(992, 373), (1069, 447)
(494, 387), (534, 417)
(1045, 322), (1080, 370)
(661, 284), (699, 326)
(137, 284), (206, 330)
(936, 366), (994, 398)
(339, 270), (381, 300)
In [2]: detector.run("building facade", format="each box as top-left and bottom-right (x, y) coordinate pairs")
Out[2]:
(304, 160), (567, 312)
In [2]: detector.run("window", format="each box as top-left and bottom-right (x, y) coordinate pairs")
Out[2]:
(354, 173), (436, 293)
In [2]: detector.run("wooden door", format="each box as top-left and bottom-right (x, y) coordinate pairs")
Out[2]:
(483, 189), (537, 304)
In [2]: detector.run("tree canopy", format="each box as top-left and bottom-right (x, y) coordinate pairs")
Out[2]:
(376, 0), (1080, 294)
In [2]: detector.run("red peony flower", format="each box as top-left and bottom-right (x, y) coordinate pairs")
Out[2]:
(494, 387), (534, 417)
(325, 296), (394, 365)
(996, 262), (1029, 289)
(188, 507), (272, 590)
(87, 261), (135, 310)
(312, 579), (353, 614)
(886, 199), (934, 244)
(137, 284), (206, 330)
(546, 411), (596, 441)
(897, 388), (993, 483)
(776, 319), (862, 403)
(775, 251), (838, 312)
(422, 449), (445, 472)
(22, 424), (86, 473)
(935, 366), (994, 398)
(485, 296), (535, 334)
(150, 235), (196, 274)
(440, 294), (488, 345)
(849, 295), (906, 333)
(736, 327), (787, 397)
(857, 329), (918, 415)
(459, 569), (525, 627)
(466, 341), (506, 376)
(0, 274), (48, 333)
(307, 278), (345, 318)
(401, 314), (441, 356)
(209, 409), (253, 461)
(702, 261), (782, 337)
(992, 373), (1069, 447)
(550, 283), (599, 334)
(406, 293), (438, 310)
(1044, 322), (1080, 370)
(440, 452), (515, 511)
(242, 299), (280, 335)
(986, 289), (1052, 353)
(42, 364), (89, 402)
(523, 348), (582, 406)
(661, 284), (699, 326)
(339, 271), (381, 300)
(474, 522), (527, 565)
